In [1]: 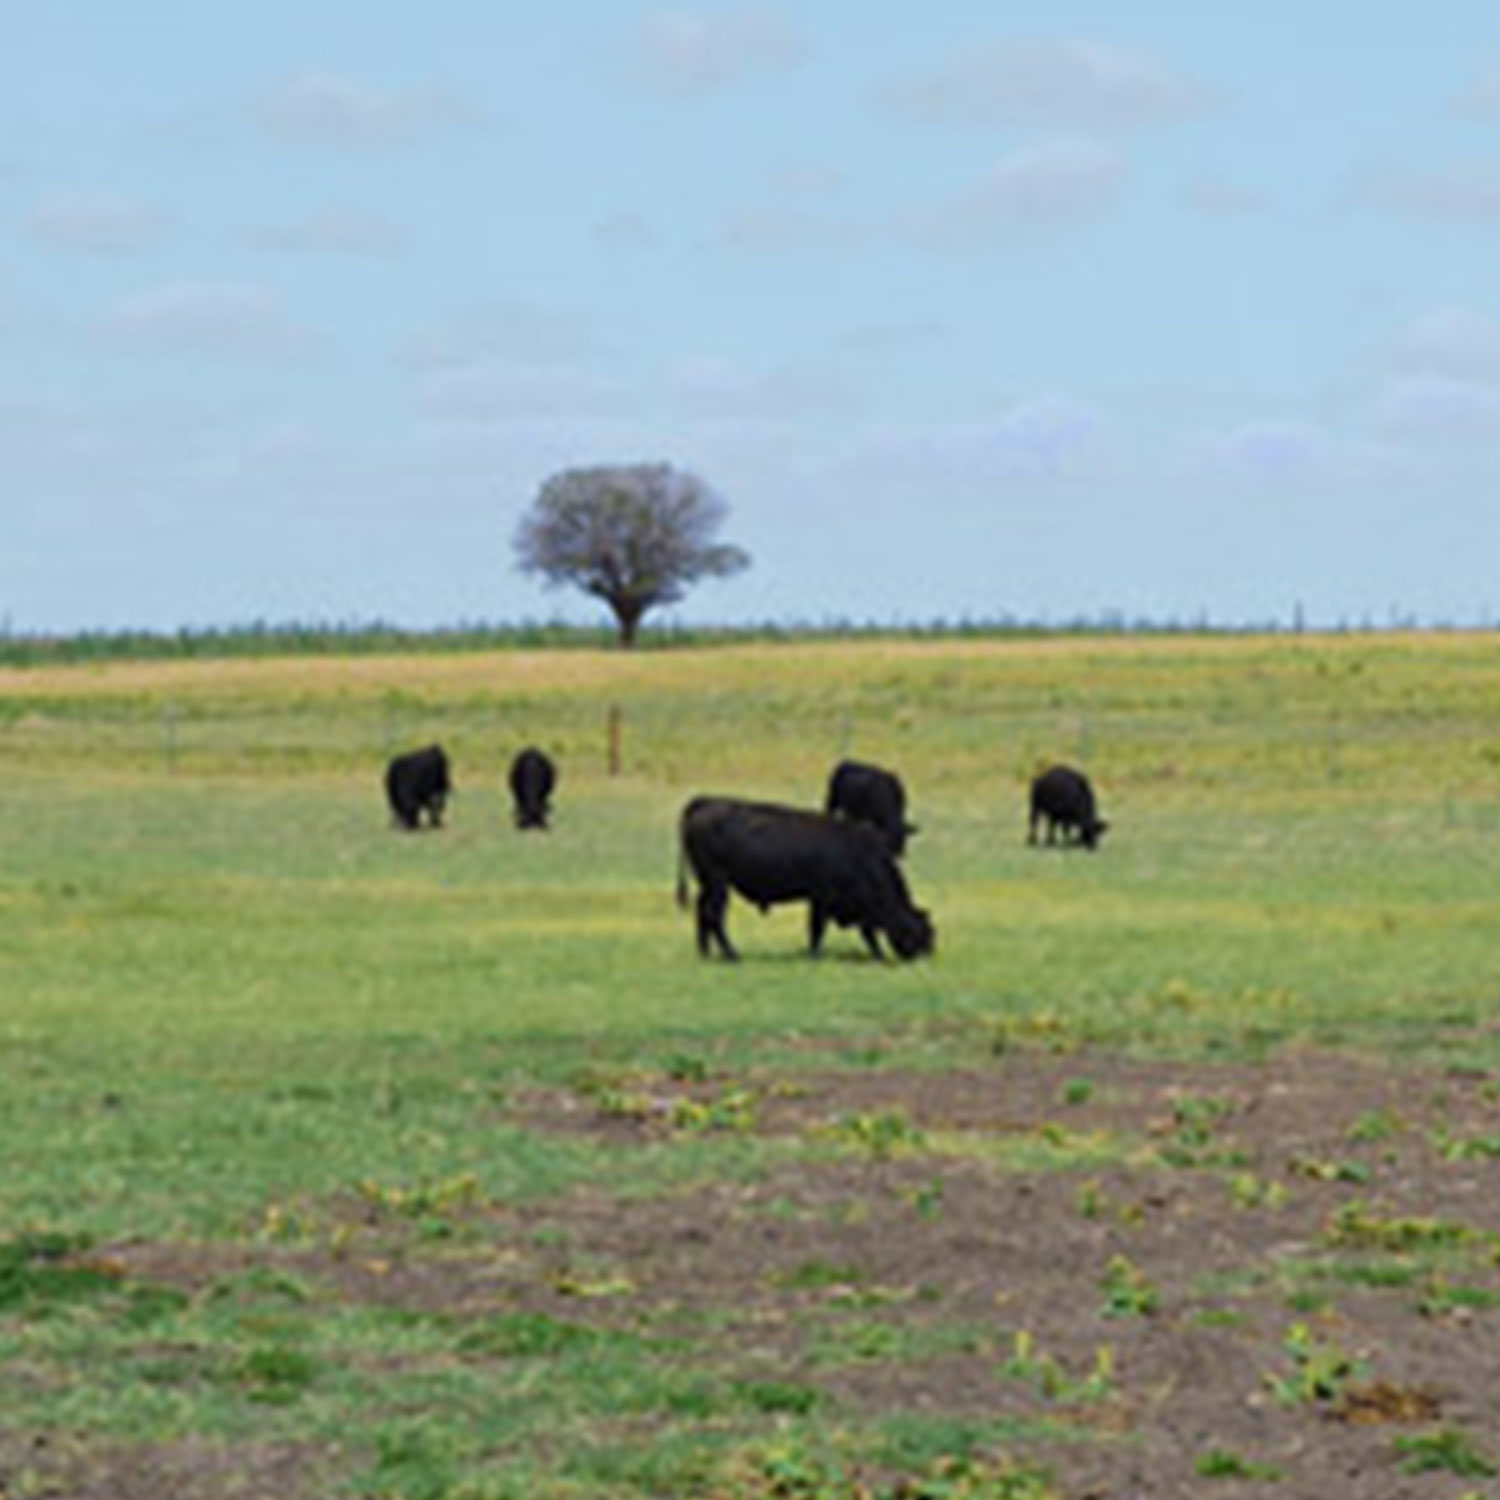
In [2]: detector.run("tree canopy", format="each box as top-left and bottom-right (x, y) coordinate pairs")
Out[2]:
(514, 462), (750, 646)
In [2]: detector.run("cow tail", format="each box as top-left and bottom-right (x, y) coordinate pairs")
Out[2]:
(676, 838), (690, 909)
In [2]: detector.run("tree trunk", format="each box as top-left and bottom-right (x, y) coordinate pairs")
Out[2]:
(611, 596), (646, 648)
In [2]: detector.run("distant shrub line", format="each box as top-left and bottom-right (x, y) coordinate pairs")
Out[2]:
(0, 613), (1488, 668)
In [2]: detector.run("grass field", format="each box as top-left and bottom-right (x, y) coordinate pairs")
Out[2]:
(1, 632), (1498, 1498)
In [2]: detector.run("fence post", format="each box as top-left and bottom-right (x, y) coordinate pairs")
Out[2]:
(162, 702), (179, 774)
(607, 704), (623, 776)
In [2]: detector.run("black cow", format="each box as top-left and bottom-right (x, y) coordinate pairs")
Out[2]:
(1028, 764), (1108, 849)
(825, 759), (916, 856)
(677, 796), (935, 962)
(509, 747), (556, 830)
(385, 744), (452, 831)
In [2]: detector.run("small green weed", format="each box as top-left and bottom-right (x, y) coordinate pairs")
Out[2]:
(825, 1108), (928, 1158)
(1228, 1172), (1288, 1210)
(997, 1330), (1115, 1404)
(1326, 1200), (1480, 1253)
(1266, 1322), (1362, 1407)
(1099, 1255), (1159, 1319)
(1287, 1155), (1371, 1184)
(1347, 1108), (1403, 1143)
(1418, 1278), (1500, 1318)
(1195, 1448), (1283, 1481)
(1059, 1077), (1094, 1107)
(670, 1086), (758, 1133)
(1393, 1428), (1496, 1478)
(355, 1172), (482, 1222)
(724, 1438), (1060, 1499)
(772, 1258), (867, 1292)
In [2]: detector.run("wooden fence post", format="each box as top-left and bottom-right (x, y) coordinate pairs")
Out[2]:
(162, 702), (179, 774)
(607, 704), (623, 776)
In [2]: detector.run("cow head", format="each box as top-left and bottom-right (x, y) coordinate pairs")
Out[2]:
(1082, 817), (1109, 849)
(886, 903), (935, 960)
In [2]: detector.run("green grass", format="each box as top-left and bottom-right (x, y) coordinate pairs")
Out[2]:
(2, 631), (1499, 1494)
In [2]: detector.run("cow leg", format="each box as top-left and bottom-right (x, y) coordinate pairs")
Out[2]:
(808, 903), (828, 956)
(859, 925), (886, 960)
(697, 884), (737, 961)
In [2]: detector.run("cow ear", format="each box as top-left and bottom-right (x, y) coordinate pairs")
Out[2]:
(904, 822), (919, 836)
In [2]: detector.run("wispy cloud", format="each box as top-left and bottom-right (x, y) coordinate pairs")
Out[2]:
(1345, 161), (1500, 224)
(244, 208), (412, 257)
(1190, 421), (1326, 483)
(1181, 173), (1267, 218)
(252, 71), (492, 151)
(1377, 373), (1500, 441)
(846, 399), (1099, 491)
(403, 298), (611, 372)
(874, 37), (1217, 133)
(98, 282), (316, 361)
(905, 141), (1126, 245)
(720, 172), (868, 251)
(1454, 64), (1500, 117)
(591, 209), (658, 252)
(25, 193), (168, 254)
(667, 352), (862, 421)
(1385, 306), (1500, 382)
(621, 9), (809, 98)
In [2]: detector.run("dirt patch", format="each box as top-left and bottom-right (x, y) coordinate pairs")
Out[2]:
(18, 1044), (1500, 1498)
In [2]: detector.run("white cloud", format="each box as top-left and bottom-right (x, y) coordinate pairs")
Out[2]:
(252, 71), (492, 151)
(244, 208), (412, 257)
(1386, 307), (1500, 382)
(98, 282), (316, 361)
(25, 193), (168, 254)
(621, 9), (809, 98)
(874, 37), (1216, 133)
(1191, 421), (1325, 483)
(1377, 374), (1500, 441)
(905, 141), (1126, 245)
(1346, 161), (1500, 224)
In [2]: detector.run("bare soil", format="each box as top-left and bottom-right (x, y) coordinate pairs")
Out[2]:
(9, 1043), (1500, 1499)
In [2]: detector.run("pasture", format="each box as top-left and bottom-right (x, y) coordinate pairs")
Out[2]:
(1, 632), (1499, 1498)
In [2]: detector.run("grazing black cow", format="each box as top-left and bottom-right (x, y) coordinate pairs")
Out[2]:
(509, 746), (556, 830)
(385, 744), (451, 831)
(1028, 764), (1108, 849)
(825, 758), (916, 856)
(677, 796), (935, 962)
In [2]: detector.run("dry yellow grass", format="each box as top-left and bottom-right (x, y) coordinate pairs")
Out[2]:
(0, 629), (1462, 705)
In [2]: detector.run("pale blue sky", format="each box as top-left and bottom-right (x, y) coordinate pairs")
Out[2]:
(6, 3), (1500, 632)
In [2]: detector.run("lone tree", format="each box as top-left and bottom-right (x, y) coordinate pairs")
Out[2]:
(514, 462), (750, 646)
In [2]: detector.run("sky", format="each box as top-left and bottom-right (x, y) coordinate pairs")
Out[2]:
(6, 3), (1500, 634)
